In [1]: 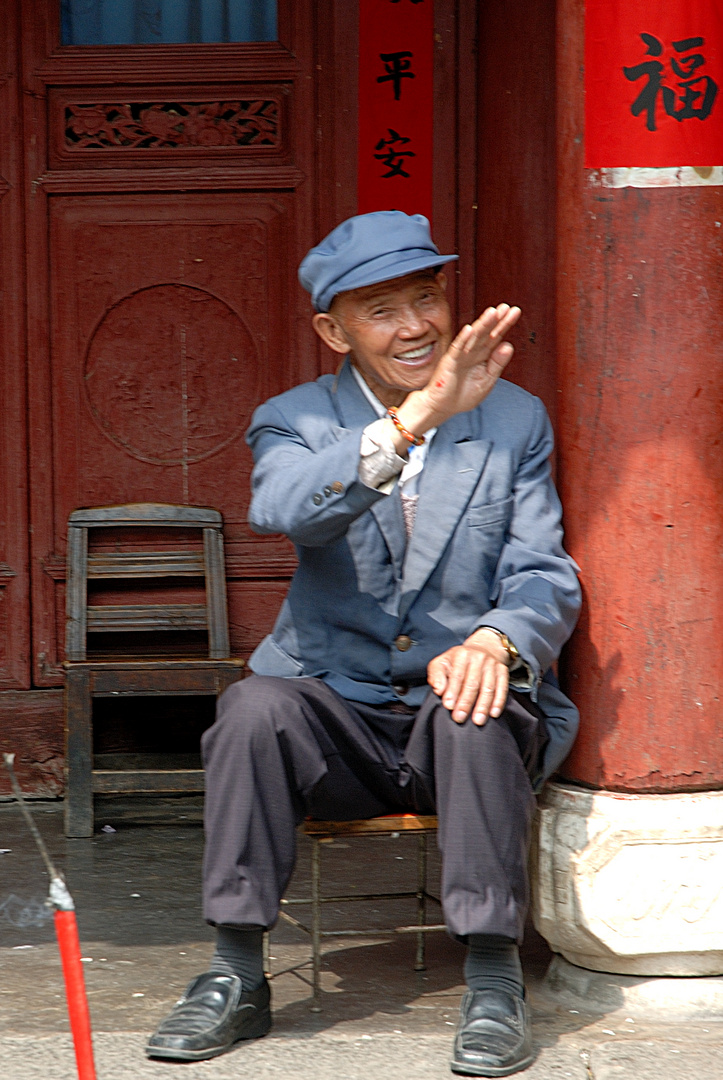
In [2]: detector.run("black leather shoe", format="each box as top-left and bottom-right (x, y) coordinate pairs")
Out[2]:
(450, 989), (535, 1077)
(146, 972), (271, 1061)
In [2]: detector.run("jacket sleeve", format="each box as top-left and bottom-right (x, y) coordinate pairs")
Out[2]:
(246, 398), (389, 546)
(471, 398), (581, 687)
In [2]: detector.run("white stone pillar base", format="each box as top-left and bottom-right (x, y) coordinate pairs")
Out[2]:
(531, 781), (723, 977)
(541, 955), (723, 1020)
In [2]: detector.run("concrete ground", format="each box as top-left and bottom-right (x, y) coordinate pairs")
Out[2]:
(1, 796), (722, 1080)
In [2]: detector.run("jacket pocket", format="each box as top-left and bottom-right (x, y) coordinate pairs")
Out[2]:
(249, 635), (305, 677)
(466, 496), (514, 528)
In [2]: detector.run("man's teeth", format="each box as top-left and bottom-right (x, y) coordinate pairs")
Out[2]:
(396, 345), (432, 360)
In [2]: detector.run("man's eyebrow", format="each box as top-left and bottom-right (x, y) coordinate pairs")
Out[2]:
(358, 281), (439, 309)
(362, 292), (396, 307)
(348, 288), (398, 312)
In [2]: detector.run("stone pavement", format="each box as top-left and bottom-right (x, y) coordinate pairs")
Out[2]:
(1, 797), (722, 1080)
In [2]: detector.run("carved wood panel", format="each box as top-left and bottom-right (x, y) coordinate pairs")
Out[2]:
(38, 194), (305, 675)
(49, 195), (290, 521)
(50, 84), (291, 168)
(65, 99), (280, 149)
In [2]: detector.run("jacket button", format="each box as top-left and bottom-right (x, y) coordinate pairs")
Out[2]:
(313, 493), (323, 505)
(323, 486), (332, 497)
(331, 481), (344, 494)
(393, 683), (409, 696)
(394, 634), (412, 652)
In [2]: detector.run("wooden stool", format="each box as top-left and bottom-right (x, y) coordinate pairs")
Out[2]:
(277, 813), (443, 1009)
(63, 503), (245, 837)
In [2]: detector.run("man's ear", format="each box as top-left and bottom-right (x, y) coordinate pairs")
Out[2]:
(312, 312), (352, 355)
(435, 271), (448, 292)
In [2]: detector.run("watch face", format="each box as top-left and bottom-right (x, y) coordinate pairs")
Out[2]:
(501, 634), (519, 659)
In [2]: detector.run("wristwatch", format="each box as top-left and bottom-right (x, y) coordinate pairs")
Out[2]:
(480, 627), (520, 667)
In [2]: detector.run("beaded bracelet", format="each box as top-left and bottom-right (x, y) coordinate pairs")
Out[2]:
(387, 406), (425, 446)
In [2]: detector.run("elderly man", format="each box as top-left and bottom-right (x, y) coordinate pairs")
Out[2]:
(147, 212), (581, 1077)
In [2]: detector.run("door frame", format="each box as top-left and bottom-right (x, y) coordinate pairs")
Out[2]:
(0, 0), (31, 689)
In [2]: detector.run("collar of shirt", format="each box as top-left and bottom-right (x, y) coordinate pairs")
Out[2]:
(351, 366), (436, 493)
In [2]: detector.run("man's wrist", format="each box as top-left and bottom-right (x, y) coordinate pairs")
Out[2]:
(396, 390), (447, 439)
(380, 417), (412, 459)
(491, 629), (520, 666)
(464, 627), (512, 666)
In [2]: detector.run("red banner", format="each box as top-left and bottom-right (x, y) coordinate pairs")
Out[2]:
(358, 0), (434, 220)
(585, 0), (723, 167)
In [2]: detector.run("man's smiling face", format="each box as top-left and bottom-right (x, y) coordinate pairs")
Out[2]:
(313, 269), (453, 407)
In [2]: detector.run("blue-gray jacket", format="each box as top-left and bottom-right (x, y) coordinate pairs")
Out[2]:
(246, 359), (581, 782)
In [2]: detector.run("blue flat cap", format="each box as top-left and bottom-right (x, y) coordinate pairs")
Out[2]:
(299, 211), (458, 312)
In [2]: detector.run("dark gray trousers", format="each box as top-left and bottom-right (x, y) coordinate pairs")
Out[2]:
(201, 675), (547, 943)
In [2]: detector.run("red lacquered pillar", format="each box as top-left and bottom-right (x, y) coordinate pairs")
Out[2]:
(532, 0), (723, 978)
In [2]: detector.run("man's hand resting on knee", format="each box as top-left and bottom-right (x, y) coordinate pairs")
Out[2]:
(427, 628), (512, 726)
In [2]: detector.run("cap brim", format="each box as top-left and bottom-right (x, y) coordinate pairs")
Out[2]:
(316, 250), (459, 311)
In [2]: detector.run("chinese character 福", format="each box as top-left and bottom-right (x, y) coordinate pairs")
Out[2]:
(623, 32), (719, 131)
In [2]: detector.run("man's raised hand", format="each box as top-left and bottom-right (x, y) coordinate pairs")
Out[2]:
(398, 304), (521, 437)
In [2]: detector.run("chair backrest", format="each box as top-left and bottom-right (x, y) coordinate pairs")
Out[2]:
(65, 503), (230, 662)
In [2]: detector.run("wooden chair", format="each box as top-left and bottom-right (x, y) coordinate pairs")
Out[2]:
(63, 504), (245, 837)
(276, 813), (443, 1009)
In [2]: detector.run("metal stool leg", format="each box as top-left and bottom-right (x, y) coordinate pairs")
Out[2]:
(64, 667), (94, 838)
(310, 837), (322, 1011)
(263, 930), (271, 979)
(415, 832), (428, 971)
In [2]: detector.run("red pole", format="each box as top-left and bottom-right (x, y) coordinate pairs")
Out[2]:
(555, 0), (723, 794)
(2, 755), (97, 1080)
(54, 909), (97, 1080)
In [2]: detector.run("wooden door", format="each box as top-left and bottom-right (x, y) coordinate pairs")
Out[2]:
(20, 0), (474, 691)
(23, 0), (320, 686)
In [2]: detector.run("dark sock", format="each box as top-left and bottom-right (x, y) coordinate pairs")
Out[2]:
(464, 934), (524, 998)
(209, 924), (265, 990)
